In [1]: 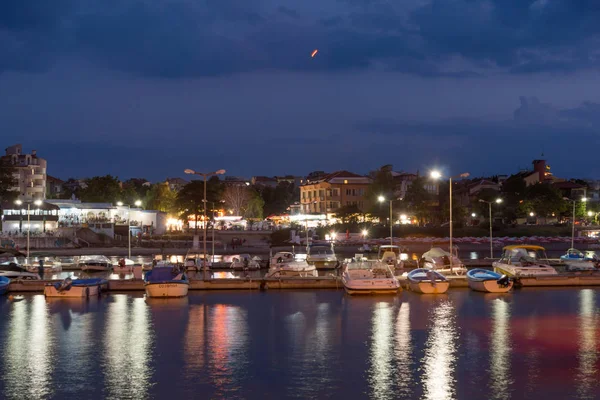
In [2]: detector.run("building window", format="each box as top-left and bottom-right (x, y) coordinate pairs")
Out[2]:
(333, 188), (339, 196)
(344, 180), (348, 184)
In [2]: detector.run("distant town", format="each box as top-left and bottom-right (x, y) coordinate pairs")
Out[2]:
(1, 143), (598, 246)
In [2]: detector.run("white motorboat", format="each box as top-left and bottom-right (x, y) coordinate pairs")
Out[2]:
(467, 269), (513, 293)
(492, 245), (558, 277)
(44, 277), (106, 298)
(79, 255), (113, 272)
(144, 264), (189, 298)
(230, 254), (261, 270)
(183, 249), (211, 272)
(25, 257), (62, 274)
(377, 245), (405, 269)
(306, 244), (338, 269)
(420, 247), (467, 275)
(0, 262), (41, 280)
(342, 259), (400, 295)
(267, 252), (317, 277)
(407, 268), (449, 294)
(113, 258), (135, 274)
(560, 248), (598, 272)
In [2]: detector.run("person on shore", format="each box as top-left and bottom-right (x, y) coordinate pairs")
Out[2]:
(38, 259), (45, 279)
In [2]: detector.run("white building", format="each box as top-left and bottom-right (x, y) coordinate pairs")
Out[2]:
(2, 144), (47, 201)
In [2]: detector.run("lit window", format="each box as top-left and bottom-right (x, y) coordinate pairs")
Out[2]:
(344, 180), (348, 184)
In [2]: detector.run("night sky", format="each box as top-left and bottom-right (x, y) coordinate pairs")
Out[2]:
(1, 1), (600, 181)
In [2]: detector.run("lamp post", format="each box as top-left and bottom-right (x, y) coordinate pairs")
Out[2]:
(117, 200), (142, 259)
(184, 168), (226, 279)
(430, 170), (470, 267)
(14, 199), (43, 261)
(565, 197), (587, 249)
(378, 195), (394, 247)
(479, 198), (503, 259)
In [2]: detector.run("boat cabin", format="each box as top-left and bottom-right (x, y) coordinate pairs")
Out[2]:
(498, 245), (548, 267)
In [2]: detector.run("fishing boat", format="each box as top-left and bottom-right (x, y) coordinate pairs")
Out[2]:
(0, 277), (10, 295)
(420, 247), (467, 275)
(492, 245), (558, 277)
(341, 258), (400, 295)
(560, 248), (598, 271)
(377, 245), (405, 269)
(306, 244), (338, 269)
(467, 269), (513, 293)
(113, 258), (135, 274)
(407, 268), (449, 294)
(267, 252), (317, 277)
(44, 277), (107, 298)
(79, 255), (113, 272)
(230, 254), (261, 270)
(144, 264), (189, 298)
(0, 262), (41, 280)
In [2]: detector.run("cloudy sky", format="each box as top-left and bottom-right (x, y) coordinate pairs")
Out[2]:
(1, 0), (600, 181)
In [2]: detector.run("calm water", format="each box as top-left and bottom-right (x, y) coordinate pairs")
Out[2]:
(1, 289), (599, 399)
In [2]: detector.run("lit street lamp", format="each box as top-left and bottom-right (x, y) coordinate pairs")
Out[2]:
(378, 195), (394, 247)
(117, 200), (142, 259)
(430, 170), (470, 268)
(479, 198), (503, 258)
(564, 197), (586, 249)
(184, 168), (226, 279)
(14, 199), (43, 260)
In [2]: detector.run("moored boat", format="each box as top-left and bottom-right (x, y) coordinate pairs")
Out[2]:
(267, 252), (317, 277)
(467, 269), (513, 293)
(407, 268), (449, 294)
(113, 258), (135, 274)
(25, 257), (62, 274)
(183, 249), (211, 272)
(560, 248), (598, 272)
(0, 276), (10, 295)
(79, 255), (113, 272)
(0, 262), (41, 280)
(377, 245), (405, 269)
(144, 264), (189, 298)
(420, 247), (467, 275)
(306, 244), (338, 269)
(44, 277), (106, 298)
(492, 245), (558, 277)
(230, 254), (261, 270)
(341, 259), (400, 295)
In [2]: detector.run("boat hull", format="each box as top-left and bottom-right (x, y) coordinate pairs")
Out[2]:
(267, 268), (318, 277)
(44, 284), (100, 298)
(468, 279), (513, 293)
(342, 276), (400, 295)
(145, 282), (189, 298)
(81, 265), (111, 272)
(113, 266), (133, 274)
(493, 263), (557, 277)
(408, 280), (449, 294)
(307, 258), (338, 270)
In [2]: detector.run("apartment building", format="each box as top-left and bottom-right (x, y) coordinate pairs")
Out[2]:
(299, 170), (372, 214)
(2, 144), (47, 201)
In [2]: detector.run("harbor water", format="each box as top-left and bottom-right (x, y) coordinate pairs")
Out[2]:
(1, 289), (599, 399)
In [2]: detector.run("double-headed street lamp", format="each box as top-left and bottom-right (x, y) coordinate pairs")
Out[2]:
(479, 198), (503, 258)
(184, 168), (226, 279)
(14, 199), (43, 260)
(565, 197), (587, 249)
(377, 195), (394, 247)
(430, 170), (470, 267)
(117, 200), (142, 259)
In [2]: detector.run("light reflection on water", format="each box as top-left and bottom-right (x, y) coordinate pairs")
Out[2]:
(1, 290), (600, 399)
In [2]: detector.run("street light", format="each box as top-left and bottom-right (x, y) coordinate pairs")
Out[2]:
(184, 168), (226, 279)
(14, 199), (43, 260)
(117, 200), (142, 259)
(378, 195), (394, 247)
(430, 170), (470, 267)
(479, 198), (503, 258)
(564, 197), (586, 249)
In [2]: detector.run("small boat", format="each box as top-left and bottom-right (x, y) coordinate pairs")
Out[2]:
(306, 244), (338, 269)
(492, 245), (558, 277)
(144, 264), (189, 298)
(79, 255), (113, 272)
(560, 248), (598, 272)
(467, 269), (513, 293)
(0, 262), (41, 280)
(377, 245), (405, 269)
(44, 277), (106, 298)
(113, 258), (135, 274)
(230, 254), (261, 271)
(341, 259), (400, 295)
(420, 247), (467, 275)
(183, 249), (211, 272)
(407, 268), (449, 294)
(0, 276), (10, 296)
(267, 252), (317, 277)
(25, 257), (63, 274)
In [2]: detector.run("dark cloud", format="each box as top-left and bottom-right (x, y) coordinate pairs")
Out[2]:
(1, 0), (599, 77)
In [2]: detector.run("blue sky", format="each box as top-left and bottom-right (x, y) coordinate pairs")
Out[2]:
(1, 0), (600, 181)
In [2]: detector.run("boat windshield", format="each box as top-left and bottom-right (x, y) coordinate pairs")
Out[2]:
(378, 246), (399, 257)
(505, 248), (544, 264)
(310, 246), (334, 255)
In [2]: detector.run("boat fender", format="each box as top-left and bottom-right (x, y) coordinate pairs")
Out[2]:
(497, 275), (511, 288)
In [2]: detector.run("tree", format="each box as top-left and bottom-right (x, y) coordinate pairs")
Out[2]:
(500, 175), (527, 223)
(122, 178), (150, 202)
(521, 183), (568, 223)
(175, 178), (222, 233)
(245, 190), (265, 219)
(403, 176), (432, 225)
(260, 181), (297, 216)
(145, 183), (177, 213)
(78, 175), (122, 203)
(334, 204), (362, 224)
(223, 185), (251, 216)
(365, 167), (395, 219)
(0, 157), (17, 204)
